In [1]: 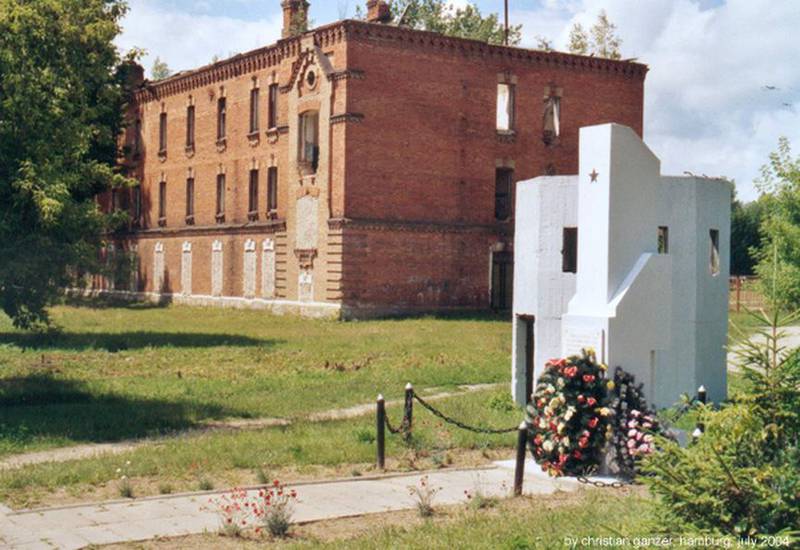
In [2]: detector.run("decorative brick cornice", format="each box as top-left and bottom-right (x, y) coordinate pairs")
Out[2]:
(132, 18), (645, 104)
(343, 20), (648, 78)
(123, 219), (287, 238)
(327, 217), (499, 235)
(330, 112), (365, 125)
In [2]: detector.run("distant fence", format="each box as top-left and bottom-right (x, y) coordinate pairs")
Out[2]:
(729, 276), (765, 312)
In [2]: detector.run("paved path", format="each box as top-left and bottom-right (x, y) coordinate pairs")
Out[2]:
(0, 384), (500, 472)
(0, 461), (582, 550)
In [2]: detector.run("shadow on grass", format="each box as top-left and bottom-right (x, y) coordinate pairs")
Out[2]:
(0, 331), (280, 352)
(0, 374), (247, 447)
(61, 294), (169, 311)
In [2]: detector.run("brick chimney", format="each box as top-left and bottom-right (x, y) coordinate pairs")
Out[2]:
(282, 0), (309, 38)
(366, 0), (391, 24)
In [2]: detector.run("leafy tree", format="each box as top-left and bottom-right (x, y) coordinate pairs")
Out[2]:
(535, 36), (553, 51)
(730, 194), (764, 276)
(754, 137), (800, 309)
(0, 0), (134, 328)
(151, 56), (171, 80)
(391, 0), (521, 46)
(568, 11), (622, 59)
(567, 22), (589, 55)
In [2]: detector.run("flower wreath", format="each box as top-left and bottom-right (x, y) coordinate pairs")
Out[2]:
(608, 367), (662, 479)
(526, 349), (613, 477)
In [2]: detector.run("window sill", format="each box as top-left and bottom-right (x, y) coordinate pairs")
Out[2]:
(247, 212), (260, 222)
(247, 131), (260, 147)
(266, 210), (278, 220)
(185, 215), (195, 226)
(158, 150), (167, 162)
(266, 127), (280, 144)
(216, 138), (227, 153)
(185, 144), (195, 157)
(158, 217), (167, 227)
(215, 214), (226, 224)
(543, 132), (560, 147)
(496, 130), (516, 144)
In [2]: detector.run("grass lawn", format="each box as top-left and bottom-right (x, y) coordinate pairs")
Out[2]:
(0, 302), (511, 457)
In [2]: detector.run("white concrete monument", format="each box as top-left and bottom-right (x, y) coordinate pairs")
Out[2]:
(512, 123), (731, 409)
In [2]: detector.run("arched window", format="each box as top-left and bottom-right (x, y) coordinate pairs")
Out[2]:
(299, 111), (319, 173)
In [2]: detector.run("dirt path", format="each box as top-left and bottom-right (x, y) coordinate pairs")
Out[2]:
(0, 383), (502, 471)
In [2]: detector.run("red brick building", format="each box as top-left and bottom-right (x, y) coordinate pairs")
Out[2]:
(105, 0), (647, 318)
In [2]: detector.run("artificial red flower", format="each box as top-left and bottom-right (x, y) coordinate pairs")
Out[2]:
(577, 395), (586, 403)
(588, 417), (599, 428)
(578, 437), (589, 449)
(572, 450), (583, 459)
(583, 374), (596, 384)
(587, 397), (597, 407)
(564, 366), (579, 378)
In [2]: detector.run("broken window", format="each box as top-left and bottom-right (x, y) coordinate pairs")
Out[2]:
(216, 174), (226, 221)
(186, 105), (195, 148)
(710, 229), (720, 276)
(267, 166), (278, 213)
(248, 169), (259, 216)
(217, 97), (227, 140)
(495, 168), (513, 221)
(299, 111), (319, 173)
(543, 95), (561, 144)
(159, 112), (167, 153)
(268, 84), (279, 129)
(158, 180), (167, 221)
(562, 227), (578, 273)
(496, 83), (515, 132)
(658, 226), (669, 254)
(249, 88), (260, 134)
(185, 178), (195, 221)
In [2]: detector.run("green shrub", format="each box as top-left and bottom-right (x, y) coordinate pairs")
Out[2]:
(644, 405), (800, 538)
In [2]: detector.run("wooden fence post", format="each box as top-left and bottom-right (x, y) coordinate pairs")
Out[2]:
(514, 421), (528, 497)
(376, 394), (386, 469)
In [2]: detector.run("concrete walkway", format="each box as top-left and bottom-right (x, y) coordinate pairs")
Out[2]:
(0, 384), (500, 472)
(0, 461), (582, 550)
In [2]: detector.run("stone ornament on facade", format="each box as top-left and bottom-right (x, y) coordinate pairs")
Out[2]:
(243, 239), (257, 299)
(298, 270), (313, 302)
(262, 239), (276, 299)
(181, 241), (192, 296)
(153, 242), (165, 293)
(211, 240), (224, 297)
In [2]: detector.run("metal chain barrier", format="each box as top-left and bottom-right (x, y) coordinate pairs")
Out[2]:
(576, 474), (629, 489)
(412, 391), (519, 435)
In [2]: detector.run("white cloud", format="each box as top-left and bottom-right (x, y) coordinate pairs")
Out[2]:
(116, 0), (282, 77)
(513, 0), (800, 201)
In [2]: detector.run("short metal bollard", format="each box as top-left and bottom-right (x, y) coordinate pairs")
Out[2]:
(376, 394), (386, 469)
(697, 385), (707, 405)
(514, 421), (528, 497)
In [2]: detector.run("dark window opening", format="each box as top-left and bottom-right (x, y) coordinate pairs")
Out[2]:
(268, 84), (279, 129)
(249, 88), (260, 134)
(186, 106), (195, 148)
(248, 169), (259, 217)
(133, 185), (142, 224)
(217, 97), (227, 140)
(562, 227), (578, 273)
(658, 226), (669, 254)
(158, 112), (167, 153)
(543, 95), (561, 144)
(267, 166), (278, 213)
(495, 168), (513, 220)
(158, 181), (167, 221)
(216, 174), (226, 220)
(185, 178), (195, 221)
(710, 229), (720, 276)
(491, 251), (514, 310)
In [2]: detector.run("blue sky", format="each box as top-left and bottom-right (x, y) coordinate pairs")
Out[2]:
(117, 0), (799, 202)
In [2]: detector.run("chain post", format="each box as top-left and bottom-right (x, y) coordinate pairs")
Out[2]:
(514, 422), (528, 496)
(376, 394), (386, 470)
(404, 382), (414, 441)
